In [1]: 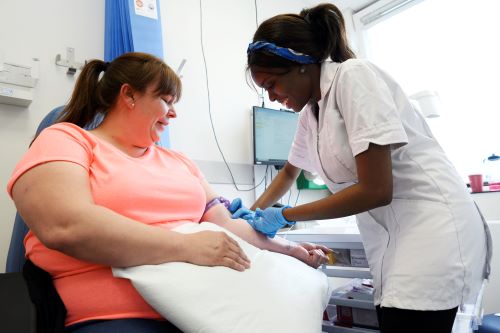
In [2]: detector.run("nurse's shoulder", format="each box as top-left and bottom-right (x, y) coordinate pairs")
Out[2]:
(334, 58), (378, 80)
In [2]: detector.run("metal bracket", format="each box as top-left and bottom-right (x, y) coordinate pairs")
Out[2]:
(55, 47), (84, 75)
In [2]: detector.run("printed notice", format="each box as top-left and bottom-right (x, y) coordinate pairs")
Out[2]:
(134, 0), (158, 20)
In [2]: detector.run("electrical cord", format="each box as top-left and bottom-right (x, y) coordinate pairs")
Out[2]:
(199, 0), (257, 192)
(254, 0), (265, 107)
(294, 190), (301, 206)
(240, 165), (269, 192)
(199, 0), (269, 192)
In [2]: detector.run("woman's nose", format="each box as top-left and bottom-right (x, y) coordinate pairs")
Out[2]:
(267, 90), (277, 102)
(167, 108), (177, 118)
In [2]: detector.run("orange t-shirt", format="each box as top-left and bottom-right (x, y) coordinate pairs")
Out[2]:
(7, 123), (207, 326)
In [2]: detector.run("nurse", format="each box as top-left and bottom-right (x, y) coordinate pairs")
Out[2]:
(245, 3), (491, 333)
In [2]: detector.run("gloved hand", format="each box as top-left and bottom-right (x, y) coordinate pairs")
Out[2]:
(228, 198), (254, 220)
(247, 206), (295, 238)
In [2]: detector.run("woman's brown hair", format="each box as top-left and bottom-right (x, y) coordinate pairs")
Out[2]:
(58, 52), (182, 128)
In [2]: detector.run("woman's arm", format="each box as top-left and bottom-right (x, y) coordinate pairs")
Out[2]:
(250, 162), (301, 210)
(200, 180), (328, 267)
(282, 143), (393, 222)
(12, 161), (250, 270)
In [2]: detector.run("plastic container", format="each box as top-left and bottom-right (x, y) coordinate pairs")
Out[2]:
(330, 280), (379, 329)
(483, 154), (500, 185)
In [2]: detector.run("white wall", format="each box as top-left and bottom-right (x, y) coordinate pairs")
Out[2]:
(0, 0), (105, 272)
(160, 0), (324, 163)
(159, 0), (333, 217)
(0, 0), (332, 272)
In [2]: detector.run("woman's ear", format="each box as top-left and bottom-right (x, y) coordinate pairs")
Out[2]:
(119, 84), (136, 109)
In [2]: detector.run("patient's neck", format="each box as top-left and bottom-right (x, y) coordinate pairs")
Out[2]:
(90, 110), (150, 158)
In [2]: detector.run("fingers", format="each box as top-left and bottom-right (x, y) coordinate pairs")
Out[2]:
(215, 232), (251, 271)
(308, 249), (329, 268)
(228, 198), (242, 214)
(231, 207), (252, 219)
(221, 256), (248, 272)
(225, 235), (251, 264)
(316, 245), (333, 254)
(301, 242), (332, 254)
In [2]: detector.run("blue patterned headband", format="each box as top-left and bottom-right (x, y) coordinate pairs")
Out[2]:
(247, 41), (319, 64)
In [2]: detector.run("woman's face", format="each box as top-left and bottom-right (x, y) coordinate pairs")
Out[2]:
(251, 66), (313, 112)
(133, 84), (177, 146)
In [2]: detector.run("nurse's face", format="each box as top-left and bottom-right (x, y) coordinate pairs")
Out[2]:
(251, 66), (315, 112)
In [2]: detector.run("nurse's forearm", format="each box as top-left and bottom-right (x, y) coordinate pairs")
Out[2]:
(282, 143), (393, 221)
(251, 162), (300, 210)
(282, 183), (390, 221)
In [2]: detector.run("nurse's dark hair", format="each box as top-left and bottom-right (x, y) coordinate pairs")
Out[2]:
(57, 52), (181, 129)
(247, 3), (355, 69)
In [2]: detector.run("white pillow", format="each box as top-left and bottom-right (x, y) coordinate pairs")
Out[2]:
(113, 222), (331, 333)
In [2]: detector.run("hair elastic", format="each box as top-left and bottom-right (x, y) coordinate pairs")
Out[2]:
(247, 41), (319, 64)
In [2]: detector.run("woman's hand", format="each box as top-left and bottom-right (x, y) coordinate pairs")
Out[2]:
(183, 231), (251, 272)
(289, 242), (331, 268)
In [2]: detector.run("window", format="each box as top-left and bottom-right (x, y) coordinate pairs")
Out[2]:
(353, 0), (500, 180)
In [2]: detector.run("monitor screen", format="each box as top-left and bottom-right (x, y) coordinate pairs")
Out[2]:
(253, 106), (299, 166)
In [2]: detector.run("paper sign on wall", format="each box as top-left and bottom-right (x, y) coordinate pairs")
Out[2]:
(134, 0), (157, 20)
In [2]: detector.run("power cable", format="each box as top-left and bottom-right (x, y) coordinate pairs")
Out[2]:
(199, 0), (261, 192)
(294, 190), (301, 206)
(253, 0), (265, 107)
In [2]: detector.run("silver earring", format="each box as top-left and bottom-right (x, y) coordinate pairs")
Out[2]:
(132, 103), (135, 107)
(299, 67), (306, 74)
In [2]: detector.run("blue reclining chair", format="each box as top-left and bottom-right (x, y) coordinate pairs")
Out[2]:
(1, 106), (103, 333)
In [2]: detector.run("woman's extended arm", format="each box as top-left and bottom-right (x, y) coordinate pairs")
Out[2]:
(200, 180), (329, 268)
(12, 161), (250, 270)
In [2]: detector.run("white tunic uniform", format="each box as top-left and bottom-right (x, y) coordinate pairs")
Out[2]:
(288, 59), (490, 310)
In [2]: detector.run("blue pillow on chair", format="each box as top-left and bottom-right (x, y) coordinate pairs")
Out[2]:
(5, 106), (103, 273)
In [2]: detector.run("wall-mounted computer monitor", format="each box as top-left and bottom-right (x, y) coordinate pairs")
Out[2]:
(253, 106), (299, 166)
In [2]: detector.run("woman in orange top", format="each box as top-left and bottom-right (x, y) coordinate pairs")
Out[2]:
(8, 52), (329, 332)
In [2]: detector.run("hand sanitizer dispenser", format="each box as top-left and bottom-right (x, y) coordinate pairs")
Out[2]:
(484, 154), (500, 191)
(0, 51), (39, 107)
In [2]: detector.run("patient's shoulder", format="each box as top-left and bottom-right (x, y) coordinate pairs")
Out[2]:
(39, 122), (95, 144)
(161, 149), (204, 180)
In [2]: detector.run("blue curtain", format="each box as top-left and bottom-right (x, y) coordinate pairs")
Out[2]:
(104, 0), (134, 62)
(104, 0), (169, 147)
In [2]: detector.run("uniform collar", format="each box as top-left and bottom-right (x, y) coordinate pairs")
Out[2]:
(318, 60), (341, 106)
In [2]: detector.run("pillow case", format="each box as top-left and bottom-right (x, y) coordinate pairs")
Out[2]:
(113, 222), (331, 333)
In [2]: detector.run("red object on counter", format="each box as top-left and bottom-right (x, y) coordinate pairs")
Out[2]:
(469, 174), (483, 193)
(489, 182), (500, 191)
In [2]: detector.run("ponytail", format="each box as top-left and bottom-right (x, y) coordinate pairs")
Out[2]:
(300, 3), (355, 62)
(57, 60), (108, 128)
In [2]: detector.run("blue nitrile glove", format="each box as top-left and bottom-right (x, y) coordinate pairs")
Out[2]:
(247, 206), (296, 238)
(229, 198), (254, 220)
